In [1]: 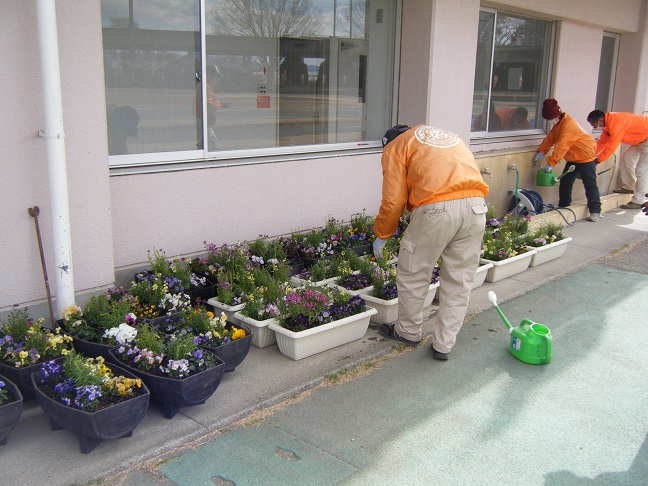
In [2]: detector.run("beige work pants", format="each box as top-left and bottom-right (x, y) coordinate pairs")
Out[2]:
(395, 197), (487, 353)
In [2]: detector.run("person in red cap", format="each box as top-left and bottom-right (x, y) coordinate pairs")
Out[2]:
(373, 125), (489, 360)
(587, 110), (648, 209)
(533, 99), (601, 221)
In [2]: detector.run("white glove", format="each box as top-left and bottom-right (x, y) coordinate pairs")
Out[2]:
(373, 238), (387, 259)
(544, 164), (553, 173)
(533, 153), (543, 164)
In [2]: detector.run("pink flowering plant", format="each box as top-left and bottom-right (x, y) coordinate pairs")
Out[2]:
(278, 285), (367, 332)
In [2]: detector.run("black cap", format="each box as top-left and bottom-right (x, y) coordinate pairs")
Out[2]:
(382, 124), (411, 147)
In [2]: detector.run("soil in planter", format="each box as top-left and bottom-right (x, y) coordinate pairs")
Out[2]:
(337, 273), (372, 291)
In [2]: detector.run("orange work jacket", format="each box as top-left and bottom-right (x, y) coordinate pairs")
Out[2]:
(595, 112), (648, 162)
(538, 114), (596, 167)
(374, 125), (489, 239)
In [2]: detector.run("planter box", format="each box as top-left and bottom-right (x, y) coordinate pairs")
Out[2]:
(481, 249), (537, 283)
(472, 262), (494, 289)
(234, 313), (278, 348)
(359, 282), (439, 325)
(31, 363), (150, 454)
(288, 275), (338, 289)
(109, 349), (225, 419)
(268, 307), (377, 360)
(140, 312), (182, 329)
(0, 376), (23, 446)
(0, 357), (64, 400)
(199, 328), (252, 373)
(528, 237), (572, 267)
(207, 298), (245, 326)
(70, 336), (118, 362)
(359, 291), (398, 324)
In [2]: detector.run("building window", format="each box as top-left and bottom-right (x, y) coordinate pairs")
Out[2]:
(471, 9), (553, 136)
(101, 0), (398, 165)
(595, 32), (619, 112)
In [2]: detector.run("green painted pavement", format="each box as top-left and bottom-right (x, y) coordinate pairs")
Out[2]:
(158, 422), (358, 485)
(157, 264), (648, 485)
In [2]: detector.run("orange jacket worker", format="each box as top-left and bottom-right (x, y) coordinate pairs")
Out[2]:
(534, 99), (601, 221)
(374, 125), (488, 360)
(587, 110), (648, 209)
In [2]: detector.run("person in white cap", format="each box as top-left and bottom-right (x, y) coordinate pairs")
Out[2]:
(373, 125), (489, 360)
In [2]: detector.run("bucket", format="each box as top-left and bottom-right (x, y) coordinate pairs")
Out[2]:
(535, 169), (557, 186)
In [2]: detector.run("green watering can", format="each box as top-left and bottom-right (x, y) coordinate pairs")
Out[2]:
(488, 291), (552, 365)
(535, 164), (575, 187)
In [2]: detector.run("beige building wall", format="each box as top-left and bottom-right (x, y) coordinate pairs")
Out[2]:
(0, 1), (114, 315)
(2, 0), (647, 318)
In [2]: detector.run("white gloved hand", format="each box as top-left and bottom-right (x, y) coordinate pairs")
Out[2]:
(544, 164), (553, 173)
(533, 153), (543, 164)
(373, 238), (387, 260)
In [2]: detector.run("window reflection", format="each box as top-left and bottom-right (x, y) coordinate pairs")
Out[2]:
(471, 10), (553, 135)
(102, 0), (396, 157)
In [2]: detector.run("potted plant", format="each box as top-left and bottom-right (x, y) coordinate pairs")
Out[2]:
(480, 210), (536, 282)
(268, 285), (377, 360)
(31, 352), (149, 453)
(290, 253), (349, 288)
(135, 248), (215, 304)
(338, 210), (375, 256)
(0, 309), (73, 398)
(109, 323), (225, 419)
(330, 251), (375, 296)
(59, 291), (137, 360)
(166, 307), (251, 372)
(205, 242), (253, 324)
(0, 375), (23, 446)
(360, 260), (440, 324)
(234, 268), (284, 348)
(524, 221), (572, 267)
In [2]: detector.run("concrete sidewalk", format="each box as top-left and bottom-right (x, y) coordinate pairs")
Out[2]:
(2, 205), (648, 486)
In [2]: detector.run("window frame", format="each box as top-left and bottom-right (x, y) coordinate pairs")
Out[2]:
(470, 7), (555, 145)
(106, 0), (401, 173)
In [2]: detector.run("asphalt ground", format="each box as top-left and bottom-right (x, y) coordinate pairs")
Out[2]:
(2, 205), (647, 486)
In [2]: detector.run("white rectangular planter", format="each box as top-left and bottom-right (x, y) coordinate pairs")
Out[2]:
(360, 291), (398, 324)
(359, 282), (439, 325)
(528, 237), (572, 267)
(480, 249), (536, 283)
(268, 307), (377, 360)
(288, 275), (338, 288)
(234, 312), (278, 348)
(207, 298), (244, 326)
(472, 262), (494, 289)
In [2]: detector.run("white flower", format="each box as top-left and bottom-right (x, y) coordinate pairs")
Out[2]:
(103, 323), (138, 345)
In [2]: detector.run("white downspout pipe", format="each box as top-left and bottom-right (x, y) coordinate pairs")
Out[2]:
(35, 0), (75, 317)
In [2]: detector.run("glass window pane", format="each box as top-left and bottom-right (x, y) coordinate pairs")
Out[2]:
(472, 11), (495, 132)
(102, 0), (201, 155)
(472, 10), (552, 135)
(204, 0), (396, 152)
(595, 34), (618, 112)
